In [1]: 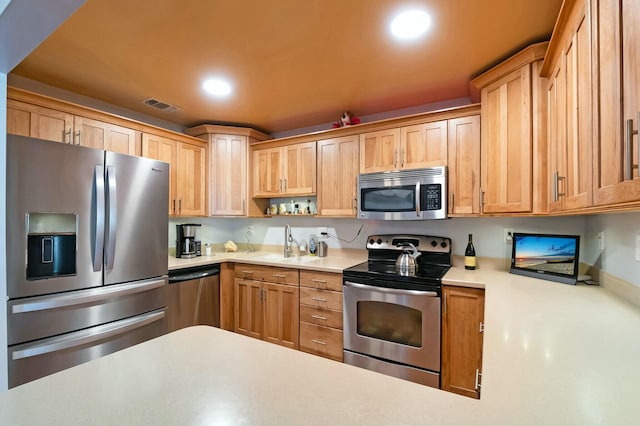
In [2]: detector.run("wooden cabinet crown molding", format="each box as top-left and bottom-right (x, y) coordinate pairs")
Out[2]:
(251, 104), (481, 149)
(7, 86), (207, 148)
(185, 124), (271, 142)
(469, 41), (549, 102)
(539, 0), (582, 77)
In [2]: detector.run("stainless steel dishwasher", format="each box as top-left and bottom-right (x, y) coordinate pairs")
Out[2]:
(167, 265), (220, 332)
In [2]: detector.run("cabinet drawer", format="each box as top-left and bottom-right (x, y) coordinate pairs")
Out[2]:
(300, 305), (343, 329)
(234, 263), (298, 286)
(300, 322), (343, 361)
(300, 287), (342, 311)
(299, 270), (342, 291)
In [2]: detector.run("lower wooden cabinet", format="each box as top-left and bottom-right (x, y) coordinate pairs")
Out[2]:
(233, 264), (299, 350)
(441, 285), (485, 399)
(298, 270), (344, 361)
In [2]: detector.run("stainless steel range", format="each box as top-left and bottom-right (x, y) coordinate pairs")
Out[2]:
(342, 234), (452, 388)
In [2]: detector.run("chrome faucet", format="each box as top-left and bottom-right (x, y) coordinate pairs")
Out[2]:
(284, 224), (293, 258)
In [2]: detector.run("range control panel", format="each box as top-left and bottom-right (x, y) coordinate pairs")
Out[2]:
(365, 234), (451, 254)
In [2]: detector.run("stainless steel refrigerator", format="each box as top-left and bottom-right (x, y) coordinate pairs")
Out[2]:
(6, 134), (169, 388)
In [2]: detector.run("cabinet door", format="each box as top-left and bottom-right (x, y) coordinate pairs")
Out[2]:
(564, 11), (593, 210)
(74, 116), (137, 155)
(317, 135), (359, 216)
(234, 279), (262, 340)
(547, 63), (566, 213)
(7, 99), (73, 143)
(210, 134), (247, 215)
(448, 116), (480, 215)
(262, 282), (299, 350)
(401, 121), (448, 169)
(176, 142), (207, 216)
(142, 133), (177, 215)
(481, 66), (533, 213)
(441, 286), (485, 399)
(593, 0), (640, 205)
(283, 142), (316, 195)
(252, 146), (283, 197)
(359, 129), (399, 173)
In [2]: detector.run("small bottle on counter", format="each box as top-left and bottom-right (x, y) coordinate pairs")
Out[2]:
(205, 243), (212, 256)
(465, 234), (477, 270)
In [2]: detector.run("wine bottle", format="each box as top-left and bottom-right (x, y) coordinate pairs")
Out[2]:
(465, 234), (477, 270)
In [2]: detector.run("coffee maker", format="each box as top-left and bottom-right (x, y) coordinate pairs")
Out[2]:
(176, 223), (202, 258)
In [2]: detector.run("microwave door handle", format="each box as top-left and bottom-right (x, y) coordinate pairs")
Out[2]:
(415, 182), (421, 217)
(105, 166), (117, 271)
(93, 165), (105, 272)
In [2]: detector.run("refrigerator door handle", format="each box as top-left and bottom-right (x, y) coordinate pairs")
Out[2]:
(11, 277), (166, 314)
(10, 310), (165, 361)
(105, 165), (118, 271)
(93, 165), (105, 272)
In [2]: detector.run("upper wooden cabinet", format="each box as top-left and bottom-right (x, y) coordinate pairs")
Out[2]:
(7, 98), (138, 155)
(317, 135), (359, 216)
(7, 99), (73, 142)
(252, 141), (316, 198)
(209, 134), (248, 216)
(471, 43), (549, 214)
(448, 115), (480, 215)
(73, 116), (137, 155)
(543, 0), (593, 212)
(185, 125), (271, 217)
(590, 0), (640, 205)
(359, 121), (447, 173)
(142, 133), (207, 217)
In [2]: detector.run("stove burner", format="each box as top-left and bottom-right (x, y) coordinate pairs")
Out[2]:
(343, 234), (452, 291)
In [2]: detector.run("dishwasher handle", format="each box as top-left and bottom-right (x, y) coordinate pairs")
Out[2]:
(169, 266), (220, 284)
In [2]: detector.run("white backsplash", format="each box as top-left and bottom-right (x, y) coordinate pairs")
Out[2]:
(170, 212), (640, 288)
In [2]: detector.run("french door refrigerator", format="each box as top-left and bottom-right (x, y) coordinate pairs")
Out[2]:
(6, 135), (169, 388)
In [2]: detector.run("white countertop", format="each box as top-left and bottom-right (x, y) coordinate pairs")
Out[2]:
(2, 265), (639, 424)
(168, 250), (368, 273)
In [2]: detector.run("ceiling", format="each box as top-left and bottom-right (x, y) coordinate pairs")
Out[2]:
(10, 0), (564, 135)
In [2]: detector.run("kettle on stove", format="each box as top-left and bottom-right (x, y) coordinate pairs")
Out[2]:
(395, 243), (422, 272)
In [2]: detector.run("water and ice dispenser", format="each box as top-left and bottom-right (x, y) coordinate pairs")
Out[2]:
(26, 213), (77, 280)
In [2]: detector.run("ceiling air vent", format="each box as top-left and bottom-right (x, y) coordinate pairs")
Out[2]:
(143, 98), (180, 112)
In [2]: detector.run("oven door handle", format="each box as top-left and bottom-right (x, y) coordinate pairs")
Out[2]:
(344, 281), (438, 297)
(415, 182), (421, 217)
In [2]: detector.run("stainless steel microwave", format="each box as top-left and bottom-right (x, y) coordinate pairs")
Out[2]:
(357, 166), (447, 220)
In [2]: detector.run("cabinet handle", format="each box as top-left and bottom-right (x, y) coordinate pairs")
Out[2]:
(311, 339), (327, 346)
(479, 189), (484, 209)
(284, 179), (287, 192)
(311, 314), (327, 321)
(552, 171), (566, 201)
(625, 115), (639, 180)
(311, 297), (327, 302)
(64, 129), (72, 144)
(353, 193), (357, 211)
(443, 293), (447, 315)
(450, 193), (454, 211)
(74, 130), (81, 145)
(393, 149), (398, 168)
(242, 199), (245, 213)
(179, 199), (182, 214)
(279, 179), (283, 194)
(311, 278), (326, 285)
(272, 273), (286, 278)
(172, 199), (176, 215)
(240, 270), (254, 274)
(475, 369), (482, 390)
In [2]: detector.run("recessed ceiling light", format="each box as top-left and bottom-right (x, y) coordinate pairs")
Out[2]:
(203, 78), (232, 98)
(390, 10), (431, 40)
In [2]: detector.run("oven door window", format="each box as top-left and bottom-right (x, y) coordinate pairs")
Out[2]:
(361, 186), (415, 212)
(356, 301), (422, 347)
